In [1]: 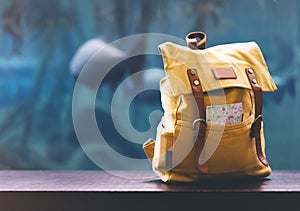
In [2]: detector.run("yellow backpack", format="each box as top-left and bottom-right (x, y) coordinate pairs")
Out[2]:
(143, 32), (277, 182)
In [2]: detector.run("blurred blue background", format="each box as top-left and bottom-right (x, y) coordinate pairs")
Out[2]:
(0, 0), (299, 170)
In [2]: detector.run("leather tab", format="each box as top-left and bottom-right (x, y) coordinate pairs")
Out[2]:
(246, 68), (269, 167)
(187, 69), (208, 173)
(186, 32), (206, 50)
(211, 67), (237, 80)
(246, 68), (263, 118)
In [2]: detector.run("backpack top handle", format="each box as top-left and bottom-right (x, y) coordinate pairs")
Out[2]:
(186, 32), (207, 50)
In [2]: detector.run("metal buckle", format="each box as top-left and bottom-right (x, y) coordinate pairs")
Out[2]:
(254, 115), (262, 122)
(250, 115), (263, 138)
(192, 118), (207, 129)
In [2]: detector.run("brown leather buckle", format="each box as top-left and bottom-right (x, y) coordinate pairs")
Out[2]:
(250, 115), (262, 138)
(193, 118), (207, 139)
(192, 118), (207, 128)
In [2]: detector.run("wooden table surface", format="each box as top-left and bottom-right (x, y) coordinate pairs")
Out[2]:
(0, 170), (299, 210)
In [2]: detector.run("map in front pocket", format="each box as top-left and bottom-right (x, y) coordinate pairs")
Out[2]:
(206, 103), (243, 125)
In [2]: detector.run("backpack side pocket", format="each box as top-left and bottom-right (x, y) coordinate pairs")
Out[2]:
(152, 132), (174, 173)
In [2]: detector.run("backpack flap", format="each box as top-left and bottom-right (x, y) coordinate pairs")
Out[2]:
(158, 41), (277, 95)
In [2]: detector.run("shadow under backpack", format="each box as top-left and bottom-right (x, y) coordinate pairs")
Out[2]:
(143, 32), (277, 183)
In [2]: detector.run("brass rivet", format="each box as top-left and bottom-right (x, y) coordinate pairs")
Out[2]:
(252, 79), (257, 84)
(194, 80), (200, 86)
(248, 68), (254, 74)
(190, 69), (197, 75)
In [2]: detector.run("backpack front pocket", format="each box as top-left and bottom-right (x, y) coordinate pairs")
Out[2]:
(204, 114), (270, 175)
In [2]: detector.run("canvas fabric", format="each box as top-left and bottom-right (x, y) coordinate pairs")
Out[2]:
(143, 33), (277, 182)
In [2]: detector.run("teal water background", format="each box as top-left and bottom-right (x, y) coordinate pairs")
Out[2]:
(0, 0), (298, 170)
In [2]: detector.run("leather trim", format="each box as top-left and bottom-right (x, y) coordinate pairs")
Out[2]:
(246, 68), (269, 167)
(186, 32), (206, 50)
(211, 67), (237, 80)
(246, 68), (263, 117)
(187, 69), (208, 173)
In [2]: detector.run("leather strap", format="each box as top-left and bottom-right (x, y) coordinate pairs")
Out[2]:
(246, 68), (269, 166)
(187, 69), (208, 173)
(185, 32), (206, 50)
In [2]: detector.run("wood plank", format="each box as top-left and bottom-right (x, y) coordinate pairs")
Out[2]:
(0, 170), (300, 192)
(0, 170), (299, 210)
